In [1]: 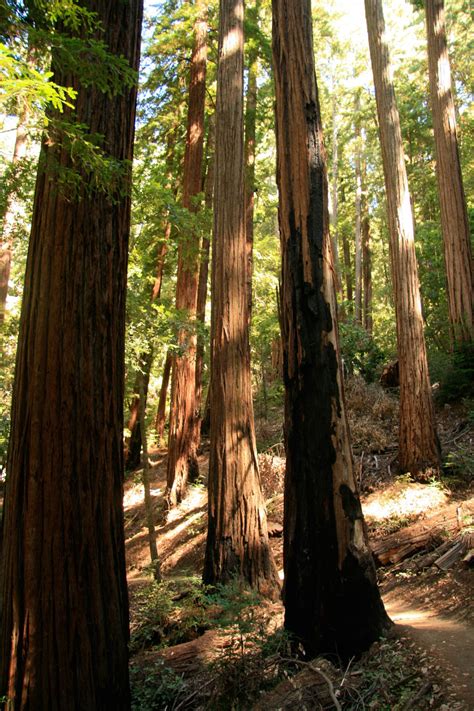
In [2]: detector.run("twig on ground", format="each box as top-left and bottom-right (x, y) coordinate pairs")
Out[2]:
(280, 658), (342, 711)
(402, 679), (432, 710)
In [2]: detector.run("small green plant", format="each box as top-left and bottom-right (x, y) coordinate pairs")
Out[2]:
(130, 660), (186, 711)
(340, 319), (386, 382)
(443, 446), (474, 487)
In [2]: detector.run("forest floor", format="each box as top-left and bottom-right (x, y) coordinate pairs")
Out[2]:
(126, 377), (474, 710)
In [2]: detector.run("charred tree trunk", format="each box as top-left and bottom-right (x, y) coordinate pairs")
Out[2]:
(203, 0), (279, 598)
(365, 0), (441, 478)
(273, 0), (390, 660)
(155, 350), (173, 446)
(0, 0), (143, 706)
(167, 1), (207, 505)
(425, 0), (473, 345)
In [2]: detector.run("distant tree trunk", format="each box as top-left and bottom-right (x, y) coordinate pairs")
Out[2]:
(126, 349), (154, 471)
(139, 377), (161, 581)
(362, 212), (373, 334)
(167, 0), (207, 505)
(273, 0), (389, 660)
(244, 0), (260, 322)
(365, 0), (440, 478)
(203, 0), (279, 598)
(0, 102), (29, 322)
(126, 127), (177, 467)
(194, 116), (215, 449)
(330, 95), (342, 299)
(342, 227), (353, 309)
(155, 350), (173, 446)
(0, 0), (143, 706)
(354, 93), (363, 325)
(425, 0), (473, 345)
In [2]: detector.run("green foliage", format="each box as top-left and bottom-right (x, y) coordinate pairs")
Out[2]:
(339, 319), (386, 382)
(444, 445), (474, 487)
(129, 576), (212, 654)
(0, 44), (77, 111)
(130, 661), (186, 711)
(434, 343), (474, 403)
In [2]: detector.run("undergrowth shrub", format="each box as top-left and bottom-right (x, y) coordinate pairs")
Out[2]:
(340, 320), (386, 382)
(431, 343), (474, 403)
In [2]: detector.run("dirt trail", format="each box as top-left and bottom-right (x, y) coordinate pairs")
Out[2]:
(384, 591), (474, 709)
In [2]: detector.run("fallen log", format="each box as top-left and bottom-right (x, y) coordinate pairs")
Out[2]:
(370, 498), (474, 566)
(434, 541), (465, 571)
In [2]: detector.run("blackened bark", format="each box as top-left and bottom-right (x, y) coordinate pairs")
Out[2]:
(273, 0), (390, 660)
(0, 0), (143, 707)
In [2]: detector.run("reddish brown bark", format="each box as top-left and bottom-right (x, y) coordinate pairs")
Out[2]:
(167, 0), (208, 505)
(155, 350), (173, 446)
(203, 0), (279, 597)
(273, 0), (389, 659)
(365, 0), (440, 478)
(425, 0), (473, 345)
(354, 93), (363, 325)
(0, 0), (143, 706)
(244, 0), (260, 323)
(194, 117), (215, 449)
(362, 212), (373, 334)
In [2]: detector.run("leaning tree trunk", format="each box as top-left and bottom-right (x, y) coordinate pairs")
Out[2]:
(425, 0), (473, 346)
(365, 0), (440, 479)
(0, 0), (143, 707)
(126, 349), (153, 471)
(167, 0), (207, 505)
(203, 0), (279, 598)
(273, 0), (390, 661)
(330, 94), (343, 300)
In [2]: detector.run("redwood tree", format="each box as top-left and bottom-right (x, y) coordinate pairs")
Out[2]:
(0, 0), (143, 706)
(167, 0), (208, 505)
(365, 0), (440, 478)
(273, 0), (390, 659)
(425, 0), (473, 345)
(203, 0), (279, 597)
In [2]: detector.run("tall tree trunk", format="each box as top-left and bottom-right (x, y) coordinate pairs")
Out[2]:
(244, 0), (260, 322)
(273, 0), (390, 661)
(126, 127), (177, 467)
(354, 93), (363, 325)
(155, 350), (173, 446)
(0, 0), (143, 706)
(342, 226), (353, 309)
(194, 116), (215, 449)
(365, 0), (440, 479)
(126, 349), (154, 471)
(167, 0), (208, 505)
(203, 0), (279, 598)
(330, 95), (342, 299)
(0, 102), (29, 323)
(139, 377), (161, 581)
(425, 0), (473, 345)
(362, 212), (373, 335)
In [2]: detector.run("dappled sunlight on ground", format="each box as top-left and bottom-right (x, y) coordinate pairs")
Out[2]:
(362, 480), (448, 524)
